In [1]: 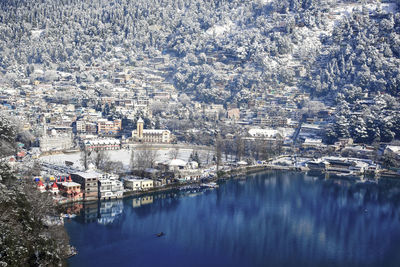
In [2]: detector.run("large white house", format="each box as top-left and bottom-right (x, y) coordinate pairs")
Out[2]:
(83, 138), (121, 151)
(124, 178), (154, 191)
(98, 178), (124, 200)
(131, 117), (171, 143)
(40, 126), (73, 152)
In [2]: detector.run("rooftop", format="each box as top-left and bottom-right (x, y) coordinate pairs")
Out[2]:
(72, 171), (102, 179)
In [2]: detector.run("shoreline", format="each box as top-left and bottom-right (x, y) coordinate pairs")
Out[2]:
(60, 163), (389, 208)
(60, 164), (278, 207)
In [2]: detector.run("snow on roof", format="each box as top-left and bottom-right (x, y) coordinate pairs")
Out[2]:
(169, 159), (187, 167)
(303, 138), (322, 144)
(85, 139), (120, 145)
(386, 146), (400, 154)
(143, 129), (170, 134)
(125, 178), (153, 182)
(248, 128), (277, 137)
(72, 171), (101, 179)
(59, 181), (81, 187)
(301, 123), (322, 130)
(137, 117), (144, 123)
(145, 168), (159, 173)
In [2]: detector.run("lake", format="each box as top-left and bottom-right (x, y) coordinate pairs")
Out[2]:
(65, 171), (400, 267)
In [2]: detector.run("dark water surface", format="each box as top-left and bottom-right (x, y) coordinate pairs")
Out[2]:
(65, 171), (400, 267)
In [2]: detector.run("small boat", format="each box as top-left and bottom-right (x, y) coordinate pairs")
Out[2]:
(200, 182), (219, 188)
(156, 232), (165, 237)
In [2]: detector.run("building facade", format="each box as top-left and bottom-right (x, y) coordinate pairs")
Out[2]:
(131, 117), (171, 143)
(83, 138), (121, 151)
(97, 119), (122, 135)
(71, 171), (100, 201)
(124, 178), (154, 191)
(57, 181), (83, 201)
(98, 179), (124, 200)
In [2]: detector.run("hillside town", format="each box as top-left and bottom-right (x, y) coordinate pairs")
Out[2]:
(1, 52), (399, 207)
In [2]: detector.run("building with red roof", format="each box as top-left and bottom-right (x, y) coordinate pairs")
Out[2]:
(37, 180), (46, 192)
(50, 182), (59, 195)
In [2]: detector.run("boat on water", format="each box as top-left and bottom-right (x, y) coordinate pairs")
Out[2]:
(156, 232), (165, 237)
(179, 185), (201, 191)
(335, 172), (355, 177)
(201, 182), (218, 188)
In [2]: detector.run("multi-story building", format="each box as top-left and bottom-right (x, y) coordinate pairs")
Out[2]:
(40, 126), (73, 152)
(97, 119), (122, 135)
(71, 171), (100, 201)
(83, 138), (121, 151)
(98, 178), (124, 200)
(76, 120), (98, 134)
(131, 117), (171, 143)
(124, 178), (154, 191)
(57, 180), (83, 201)
(76, 120), (86, 132)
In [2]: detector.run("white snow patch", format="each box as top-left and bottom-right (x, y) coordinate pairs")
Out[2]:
(31, 30), (43, 39)
(206, 20), (234, 37)
(331, 2), (397, 17)
(258, 0), (273, 4)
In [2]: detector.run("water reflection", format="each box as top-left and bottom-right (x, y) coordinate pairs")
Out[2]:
(66, 171), (400, 267)
(98, 200), (123, 225)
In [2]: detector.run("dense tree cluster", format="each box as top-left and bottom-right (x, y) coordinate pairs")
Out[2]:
(302, 4), (400, 144)
(0, 117), (69, 266)
(325, 94), (400, 144)
(307, 6), (400, 99)
(0, 114), (17, 157)
(0, 169), (70, 266)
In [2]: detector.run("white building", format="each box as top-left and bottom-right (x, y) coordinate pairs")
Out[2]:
(167, 159), (202, 181)
(124, 178), (154, 191)
(131, 117), (171, 143)
(247, 127), (295, 143)
(40, 127), (73, 152)
(84, 138), (121, 151)
(98, 178), (124, 200)
(168, 159), (187, 172)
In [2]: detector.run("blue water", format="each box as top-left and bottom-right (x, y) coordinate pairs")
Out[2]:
(65, 171), (400, 267)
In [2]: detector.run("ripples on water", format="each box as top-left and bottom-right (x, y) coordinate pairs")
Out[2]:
(65, 171), (400, 267)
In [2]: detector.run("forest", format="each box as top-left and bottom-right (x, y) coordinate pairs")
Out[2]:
(0, 115), (69, 266)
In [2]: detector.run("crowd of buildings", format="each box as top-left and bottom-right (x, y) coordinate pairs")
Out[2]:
(35, 169), (152, 203)
(0, 54), (322, 155)
(34, 156), (207, 204)
(1, 54), (400, 196)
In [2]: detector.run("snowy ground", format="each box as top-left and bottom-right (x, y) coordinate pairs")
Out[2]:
(40, 147), (215, 171)
(206, 20), (234, 37)
(332, 2), (397, 17)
